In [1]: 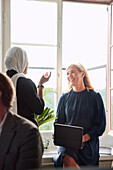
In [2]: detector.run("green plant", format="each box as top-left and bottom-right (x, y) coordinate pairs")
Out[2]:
(34, 107), (57, 127)
(34, 87), (57, 128)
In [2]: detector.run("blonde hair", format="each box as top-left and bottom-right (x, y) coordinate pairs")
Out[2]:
(66, 63), (94, 92)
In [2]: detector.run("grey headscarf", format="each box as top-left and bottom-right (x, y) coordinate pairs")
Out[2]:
(4, 47), (29, 114)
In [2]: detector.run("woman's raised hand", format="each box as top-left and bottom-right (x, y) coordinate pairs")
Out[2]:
(38, 72), (51, 85)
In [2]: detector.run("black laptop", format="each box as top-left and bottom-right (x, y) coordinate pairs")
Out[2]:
(54, 123), (84, 149)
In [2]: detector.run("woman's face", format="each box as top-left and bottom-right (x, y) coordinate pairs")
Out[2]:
(67, 66), (84, 87)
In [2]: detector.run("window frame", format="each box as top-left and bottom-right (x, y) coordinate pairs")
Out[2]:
(1, 0), (113, 132)
(106, 4), (112, 132)
(107, 4), (113, 133)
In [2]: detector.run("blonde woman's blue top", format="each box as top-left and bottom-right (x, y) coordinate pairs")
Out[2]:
(54, 89), (106, 167)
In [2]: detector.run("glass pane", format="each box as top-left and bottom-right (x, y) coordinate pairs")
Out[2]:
(11, 0), (57, 45)
(27, 68), (57, 91)
(11, 45), (57, 68)
(88, 67), (106, 92)
(10, 0), (57, 131)
(62, 2), (107, 68)
(111, 90), (113, 130)
(88, 67), (106, 110)
(27, 68), (57, 107)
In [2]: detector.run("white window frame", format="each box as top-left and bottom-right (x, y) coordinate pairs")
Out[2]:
(1, 0), (113, 133)
(1, 0), (10, 72)
(106, 4), (111, 132)
(107, 3), (113, 133)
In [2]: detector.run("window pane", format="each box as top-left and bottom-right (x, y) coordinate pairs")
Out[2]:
(11, 0), (57, 131)
(62, 2), (107, 108)
(88, 67), (106, 92)
(11, 0), (57, 45)
(62, 2), (107, 68)
(11, 45), (57, 68)
(27, 69), (56, 90)
(88, 67), (106, 110)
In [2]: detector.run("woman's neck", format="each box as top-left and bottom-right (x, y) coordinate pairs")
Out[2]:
(73, 84), (86, 92)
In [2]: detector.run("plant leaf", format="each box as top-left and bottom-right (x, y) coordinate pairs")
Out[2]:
(38, 116), (57, 126)
(34, 107), (56, 127)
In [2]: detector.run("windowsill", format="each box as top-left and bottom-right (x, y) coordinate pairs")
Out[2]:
(41, 132), (113, 168)
(43, 147), (113, 159)
(42, 148), (113, 168)
(43, 147), (57, 158)
(100, 154), (113, 160)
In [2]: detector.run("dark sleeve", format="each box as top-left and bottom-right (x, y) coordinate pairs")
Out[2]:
(86, 93), (106, 139)
(16, 126), (44, 170)
(55, 94), (66, 124)
(17, 77), (44, 115)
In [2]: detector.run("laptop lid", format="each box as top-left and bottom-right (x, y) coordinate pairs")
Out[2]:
(54, 123), (84, 149)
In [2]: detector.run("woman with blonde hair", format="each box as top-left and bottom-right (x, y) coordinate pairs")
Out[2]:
(54, 63), (106, 168)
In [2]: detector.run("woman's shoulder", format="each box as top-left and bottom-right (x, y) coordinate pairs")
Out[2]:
(61, 90), (71, 97)
(18, 76), (34, 84)
(89, 89), (101, 96)
(87, 89), (103, 102)
(59, 90), (73, 102)
(17, 77), (36, 89)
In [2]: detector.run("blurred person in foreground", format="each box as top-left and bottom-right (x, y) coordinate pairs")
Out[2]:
(0, 72), (44, 170)
(54, 63), (106, 168)
(4, 46), (51, 127)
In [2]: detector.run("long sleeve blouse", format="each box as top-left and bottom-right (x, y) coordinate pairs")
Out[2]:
(54, 89), (106, 167)
(16, 76), (44, 126)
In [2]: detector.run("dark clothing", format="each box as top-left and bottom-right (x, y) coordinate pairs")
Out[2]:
(54, 89), (106, 167)
(7, 70), (44, 126)
(6, 69), (18, 77)
(16, 77), (44, 126)
(0, 111), (44, 170)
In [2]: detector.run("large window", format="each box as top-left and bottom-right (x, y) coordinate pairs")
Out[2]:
(1, 0), (113, 132)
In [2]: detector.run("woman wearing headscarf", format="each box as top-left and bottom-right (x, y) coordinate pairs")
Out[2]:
(4, 46), (51, 127)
